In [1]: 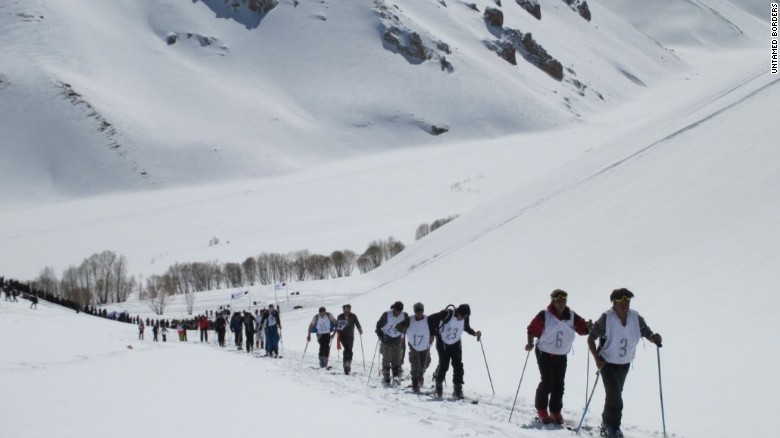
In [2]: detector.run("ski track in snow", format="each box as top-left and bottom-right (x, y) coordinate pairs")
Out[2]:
(191, 340), (664, 438)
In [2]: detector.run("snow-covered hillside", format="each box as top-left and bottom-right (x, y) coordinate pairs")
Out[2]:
(2, 0), (760, 200)
(1, 1), (777, 437)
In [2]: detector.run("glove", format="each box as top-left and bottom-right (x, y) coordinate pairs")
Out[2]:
(650, 333), (663, 347)
(524, 343), (533, 352)
(475, 330), (482, 342)
(587, 319), (594, 331)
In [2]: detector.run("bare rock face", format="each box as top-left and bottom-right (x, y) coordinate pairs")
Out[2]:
(166, 33), (178, 45)
(561, 0), (591, 22)
(515, 0), (541, 20)
(429, 124), (449, 135)
(503, 28), (563, 80)
(247, 0), (278, 13)
(577, 2), (591, 21)
(484, 7), (504, 28)
(486, 40), (517, 65)
(375, 0), (450, 69)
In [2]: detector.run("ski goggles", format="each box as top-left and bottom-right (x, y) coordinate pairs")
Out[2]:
(612, 295), (632, 303)
(550, 291), (568, 300)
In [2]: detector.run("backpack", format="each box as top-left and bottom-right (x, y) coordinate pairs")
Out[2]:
(438, 304), (456, 332)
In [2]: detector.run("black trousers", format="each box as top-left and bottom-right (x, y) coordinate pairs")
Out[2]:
(200, 329), (208, 342)
(245, 332), (254, 352)
(317, 333), (331, 358)
(217, 328), (225, 346)
(601, 362), (631, 428)
(534, 348), (568, 412)
(434, 339), (464, 385)
(341, 336), (354, 363)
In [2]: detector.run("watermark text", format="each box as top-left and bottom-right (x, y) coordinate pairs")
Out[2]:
(772, 3), (778, 74)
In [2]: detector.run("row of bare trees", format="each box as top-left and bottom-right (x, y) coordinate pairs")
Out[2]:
(30, 235), (408, 314)
(31, 250), (135, 309)
(415, 215), (459, 241)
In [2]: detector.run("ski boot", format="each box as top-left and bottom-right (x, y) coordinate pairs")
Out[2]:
(434, 380), (443, 398)
(550, 411), (564, 425)
(600, 424), (624, 438)
(344, 361), (351, 375)
(411, 377), (420, 393)
(382, 367), (391, 386)
(536, 408), (552, 424)
(319, 356), (328, 368)
(453, 384), (464, 400)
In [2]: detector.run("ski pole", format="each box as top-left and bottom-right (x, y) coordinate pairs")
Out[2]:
(479, 338), (495, 395)
(657, 345), (667, 438)
(301, 338), (310, 364)
(575, 370), (601, 436)
(586, 354), (590, 405)
(360, 333), (367, 372)
(367, 340), (380, 386)
(508, 347), (532, 423)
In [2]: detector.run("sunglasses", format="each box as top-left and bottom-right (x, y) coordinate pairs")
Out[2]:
(551, 292), (568, 300)
(613, 295), (632, 303)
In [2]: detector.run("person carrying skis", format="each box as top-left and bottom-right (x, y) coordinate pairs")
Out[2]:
(587, 288), (663, 438)
(307, 307), (337, 368)
(335, 304), (363, 375)
(215, 312), (227, 347)
(428, 304), (481, 399)
(260, 304), (282, 357)
(395, 302), (434, 393)
(525, 289), (591, 425)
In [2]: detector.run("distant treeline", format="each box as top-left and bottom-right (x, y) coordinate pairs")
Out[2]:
(13, 215), (457, 310)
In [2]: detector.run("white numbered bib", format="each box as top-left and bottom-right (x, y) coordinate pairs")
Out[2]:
(440, 315), (464, 345)
(537, 310), (576, 355)
(600, 309), (641, 364)
(407, 317), (431, 351)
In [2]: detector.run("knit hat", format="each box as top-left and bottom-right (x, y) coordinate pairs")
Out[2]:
(391, 301), (404, 311)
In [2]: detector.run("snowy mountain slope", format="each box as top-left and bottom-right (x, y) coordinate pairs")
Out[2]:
(596, 0), (765, 49)
(0, 0), (698, 201)
(1, 2), (776, 436)
(0, 44), (765, 281)
(25, 46), (777, 438)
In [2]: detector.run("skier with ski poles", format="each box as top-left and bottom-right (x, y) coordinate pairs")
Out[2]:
(587, 288), (663, 438)
(336, 304), (363, 375)
(525, 289), (591, 425)
(307, 307), (337, 369)
(428, 304), (481, 399)
(375, 301), (408, 386)
(394, 302), (434, 393)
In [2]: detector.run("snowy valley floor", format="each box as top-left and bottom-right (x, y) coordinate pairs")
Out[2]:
(1, 300), (671, 438)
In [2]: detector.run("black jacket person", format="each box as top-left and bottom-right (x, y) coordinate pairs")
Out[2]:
(428, 304), (481, 399)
